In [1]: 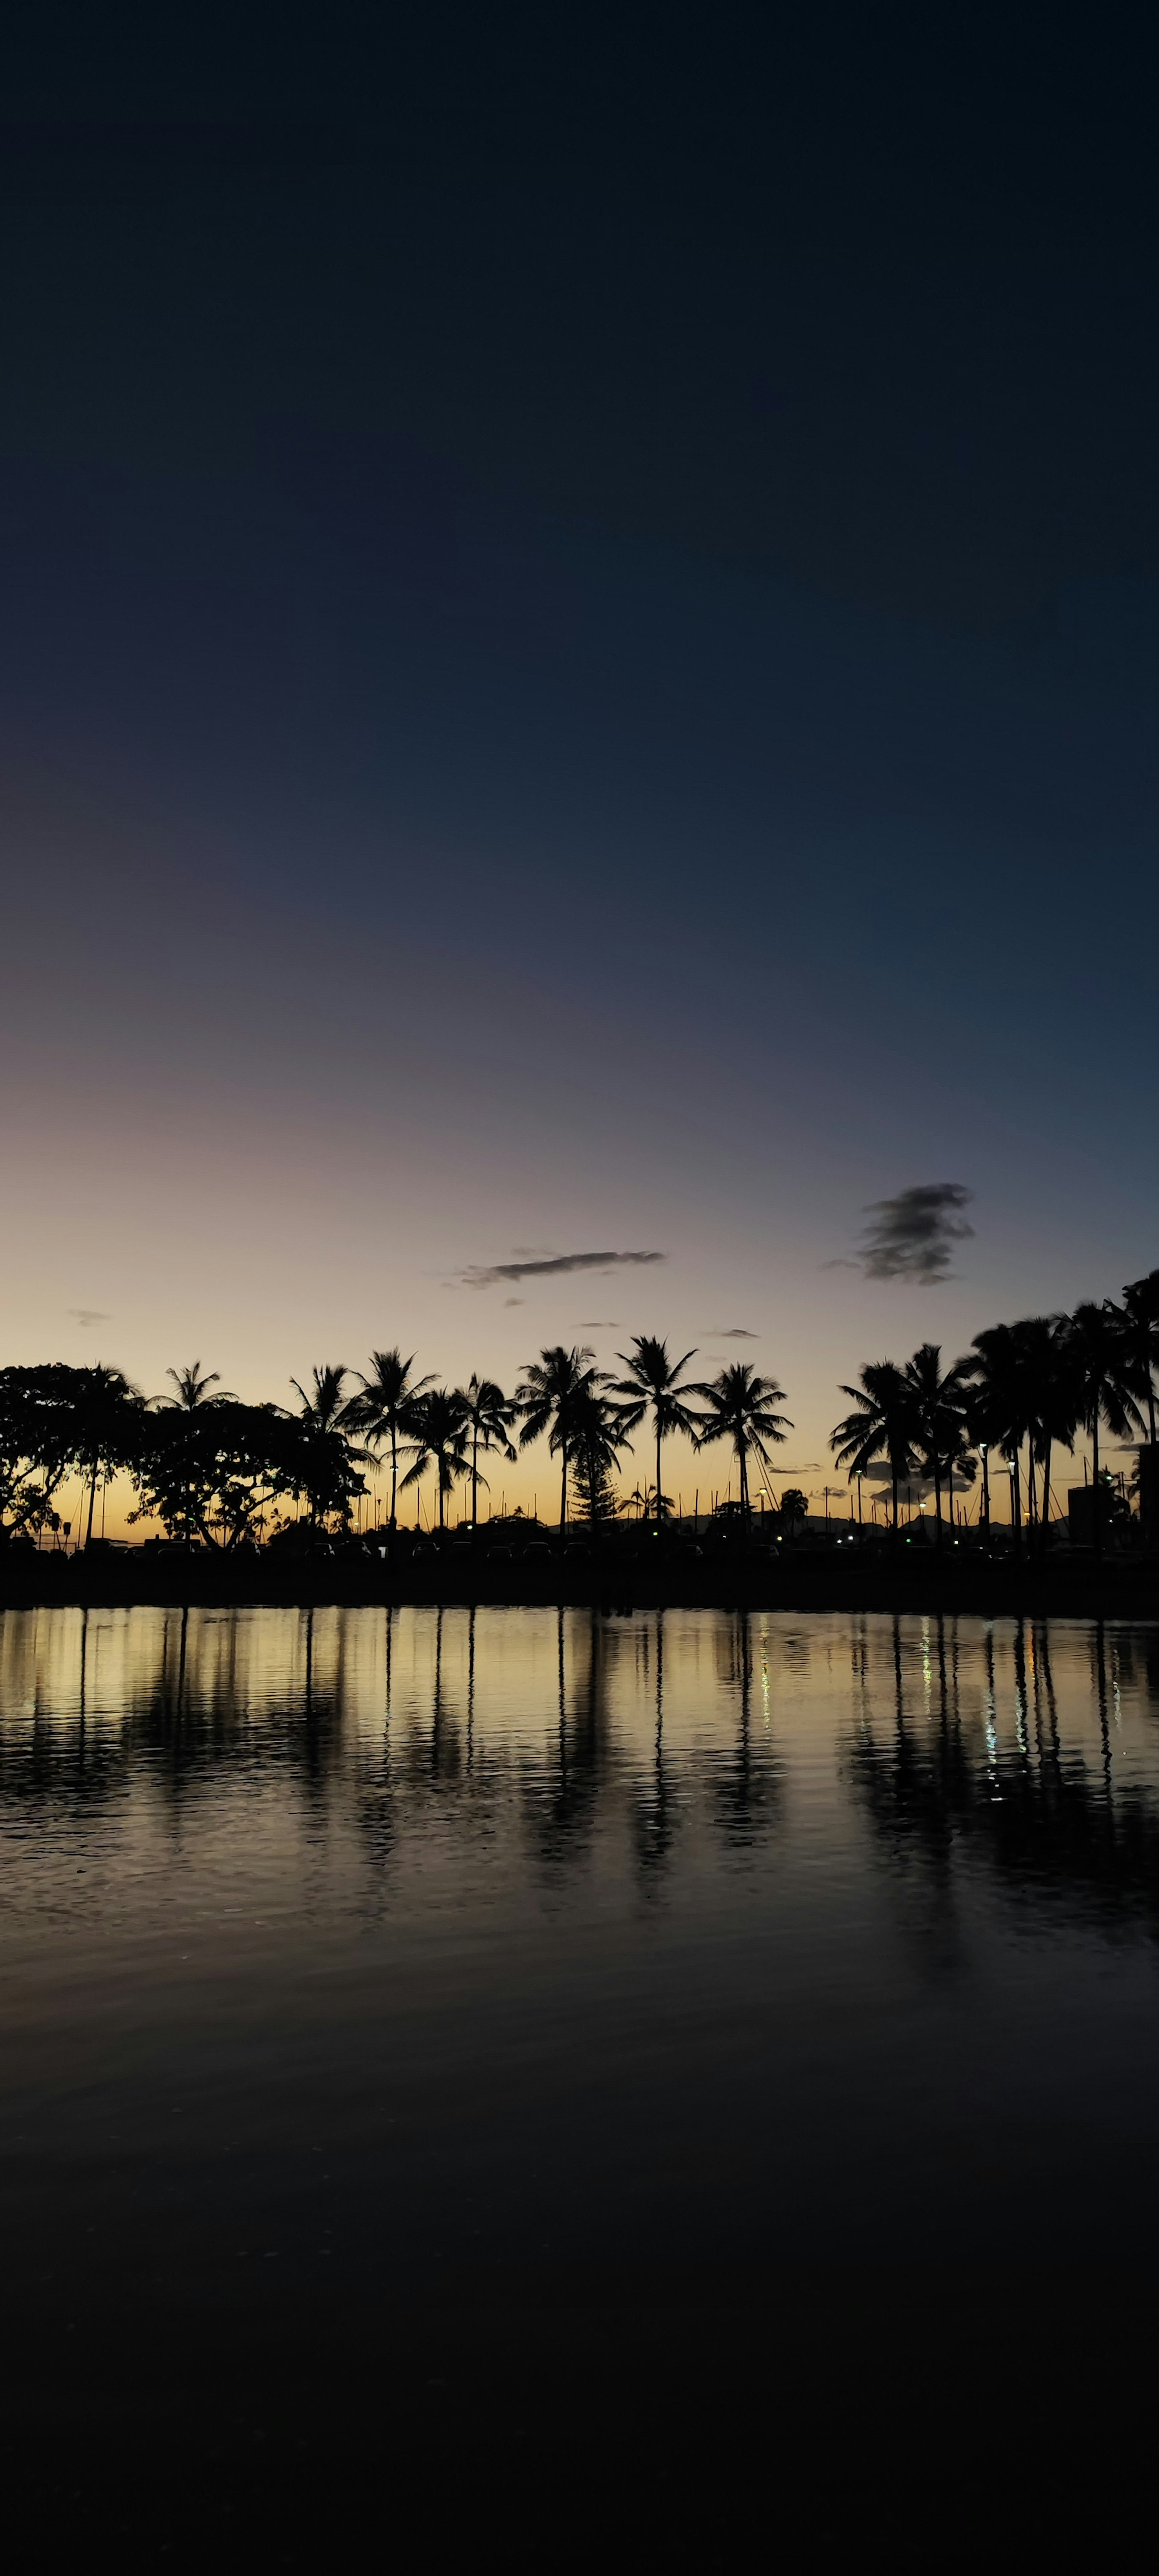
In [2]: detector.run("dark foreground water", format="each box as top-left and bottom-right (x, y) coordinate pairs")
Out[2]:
(3, 1606), (1159, 2562)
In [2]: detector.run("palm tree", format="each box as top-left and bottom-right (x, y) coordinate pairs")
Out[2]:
(160, 1362), (235, 1409)
(900, 1344), (974, 1548)
(1067, 1301), (1146, 1554)
(1010, 1314), (1077, 1541)
(515, 1345), (606, 1530)
(610, 1336), (699, 1537)
(692, 1363), (792, 1518)
(343, 1349), (434, 1530)
(830, 1360), (916, 1534)
(1120, 1271), (1159, 1449)
(963, 1324), (1034, 1548)
(455, 1374), (517, 1529)
(402, 1387), (472, 1531)
(290, 1364), (367, 1533)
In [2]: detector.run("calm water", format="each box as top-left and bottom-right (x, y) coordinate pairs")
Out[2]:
(4, 1604), (1159, 2552)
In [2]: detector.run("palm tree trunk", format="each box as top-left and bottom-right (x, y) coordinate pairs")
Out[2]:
(390, 1425), (398, 1532)
(934, 1459), (943, 1549)
(85, 1458), (99, 1549)
(1041, 1436), (1052, 1546)
(655, 1421), (663, 1534)
(1091, 1402), (1101, 1557)
(472, 1429), (479, 1530)
(891, 1462), (899, 1533)
(1010, 1449), (1022, 1556)
(560, 1442), (568, 1531)
(739, 1445), (750, 1517)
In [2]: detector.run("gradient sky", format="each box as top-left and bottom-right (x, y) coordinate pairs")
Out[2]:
(3, 4), (1157, 1521)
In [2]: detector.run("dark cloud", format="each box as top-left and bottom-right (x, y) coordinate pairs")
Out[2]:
(462, 1250), (665, 1289)
(503, 1296), (524, 1307)
(580, 1319), (618, 1328)
(854, 1184), (974, 1285)
(69, 1307), (110, 1327)
(705, 1325), (758, 1338)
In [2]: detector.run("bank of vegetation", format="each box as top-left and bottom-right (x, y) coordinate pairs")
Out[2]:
(1, 1269), (1156, 1562)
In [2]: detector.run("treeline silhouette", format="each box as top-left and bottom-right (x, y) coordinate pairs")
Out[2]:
(0, 1269), (1156, 1554)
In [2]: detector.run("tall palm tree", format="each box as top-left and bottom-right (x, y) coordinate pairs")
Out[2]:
(692, 1363), (791, 1518)
(343, 1349), (434, 1529)
(1011, 1314), (1077, 1541)
(611, 1335), (699, 1536)
(160, 1361), (235, 1409)
(1120, 1271), (1159, 1449)
(1067, 1300), (1146, 1554)
(456, 1374), (517, 1529)
(830, 1360), (916, 1533)
(515, 1345), (606, 1530)
(402, 1387), (472, 1531)
(963, 1324), (1035, 1548)
(900, 1343), (974, 1548)
(290, 1364), (367, 1533)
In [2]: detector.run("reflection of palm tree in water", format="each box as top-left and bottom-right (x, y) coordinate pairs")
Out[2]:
(848, 1618), (1159, 1938)
(531, 1609), (613, 1866)
(632, 1609), (679, 1885)
(712, 1613), (782, 1851)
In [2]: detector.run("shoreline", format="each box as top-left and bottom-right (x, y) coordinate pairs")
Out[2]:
(3, 1552), (1157, 1621)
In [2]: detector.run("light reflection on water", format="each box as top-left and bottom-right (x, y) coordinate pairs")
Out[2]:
(3, 1606), (1159, 2286)
(3, 1605), (1159, 1936)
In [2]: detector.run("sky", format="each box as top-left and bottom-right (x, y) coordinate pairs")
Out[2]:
(3, 3), (1157, 1523)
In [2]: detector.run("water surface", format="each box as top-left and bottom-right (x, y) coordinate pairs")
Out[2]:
(4, 1607), (1159, 2553)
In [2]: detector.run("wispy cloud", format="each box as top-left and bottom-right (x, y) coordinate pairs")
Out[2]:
(503, 1296), (524, 1307)
(580, 1319), (618, 1328)
(461, 1249), (666, 1289)
(69, 1307), (110, 1328)
(704, 1325), (757, 1339)
(845, 1183), (974, 1285)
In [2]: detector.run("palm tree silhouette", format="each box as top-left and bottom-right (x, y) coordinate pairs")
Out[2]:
(456, 1374), (517, 1529)
(402, 1387), (472, 1531)
(1067, 1301), (1146, 1554)
(963, 1324), (1035, 1548)
(160, 1361), (235, 1409)
(516, 1346), (605, 1530)
(831, 1361), (916, 1534)
(692, 1363), (791, 1519)
(900, 1343), (974, 1547)
(1120, 1271), (1159, 1449)
(1009, 1315), (1077, 1541)
(290, 1364), (367, 1535)
(611, 1335), (699, 1536)
(343, 1349), (434, 1530)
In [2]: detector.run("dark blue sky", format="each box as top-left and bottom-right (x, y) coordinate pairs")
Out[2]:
(3, 1), (1156, 1480)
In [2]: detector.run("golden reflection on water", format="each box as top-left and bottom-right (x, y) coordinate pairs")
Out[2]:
(2, 1608), (1159, 1947)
